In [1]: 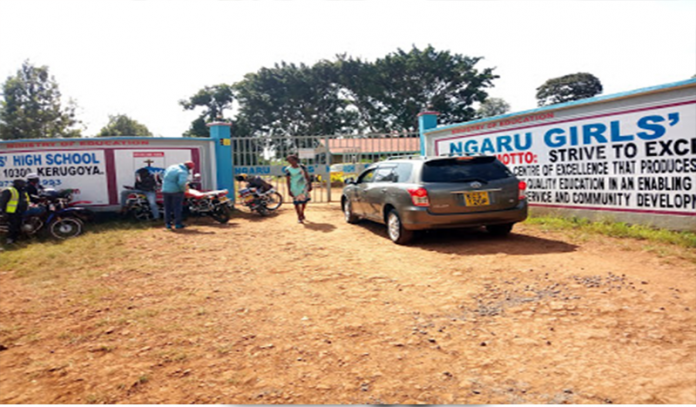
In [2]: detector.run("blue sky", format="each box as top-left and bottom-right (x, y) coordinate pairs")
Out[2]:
(1, 0), (694, 137)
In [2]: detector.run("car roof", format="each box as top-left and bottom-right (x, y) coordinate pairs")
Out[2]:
(379, 155), (498, 164)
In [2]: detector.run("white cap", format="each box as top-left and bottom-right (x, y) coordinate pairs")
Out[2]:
(27, 173), (39, 179)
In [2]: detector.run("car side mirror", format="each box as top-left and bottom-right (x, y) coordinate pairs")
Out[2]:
(345, 177), (355, 185)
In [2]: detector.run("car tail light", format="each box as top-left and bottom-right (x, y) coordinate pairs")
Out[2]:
(518, 181), (527, 200)
(407, 187), (430, 207)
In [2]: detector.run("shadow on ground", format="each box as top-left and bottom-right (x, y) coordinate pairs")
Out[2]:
(355, 220), (578, 256)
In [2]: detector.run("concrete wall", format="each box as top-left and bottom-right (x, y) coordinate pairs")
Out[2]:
(421, 79), (696, 232)
(0, 137), (216, 211)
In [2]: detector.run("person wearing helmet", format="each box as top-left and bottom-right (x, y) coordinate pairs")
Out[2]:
(0, 179), (30, 245)
(235, 173), (272, 194)
(161, 160), (194, 230)
(26, 173), (44, 204)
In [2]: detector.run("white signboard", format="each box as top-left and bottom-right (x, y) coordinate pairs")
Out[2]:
(0, 150), (109, 204)
(432, 102), (696, 216)
(0, 146), (197, 207)
(114, 149), (194, 194)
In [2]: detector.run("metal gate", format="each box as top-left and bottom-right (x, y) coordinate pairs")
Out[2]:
(230, 133), (420, 203)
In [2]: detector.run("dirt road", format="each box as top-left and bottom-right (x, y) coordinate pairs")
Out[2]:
(0, 204), (694, 404)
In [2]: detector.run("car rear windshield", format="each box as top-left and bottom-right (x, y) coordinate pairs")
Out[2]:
(421, 157), (513, 183)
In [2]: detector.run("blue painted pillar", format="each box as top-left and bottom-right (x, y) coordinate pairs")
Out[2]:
(207, 122), (234, 200)
(417, 111), (439, 156)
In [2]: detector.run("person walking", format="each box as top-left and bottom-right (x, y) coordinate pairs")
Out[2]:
(0, 179), (30, 245)
(284, 155), (312, 223)
(161, 161), (194, 230)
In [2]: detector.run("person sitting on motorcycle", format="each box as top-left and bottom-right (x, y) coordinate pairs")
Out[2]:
(0, 179), (30, 245)
(26, 173), (45, 204)
(120, 166), (161, 220)
(235, 174), (272, 195)
(24, 173), (47, 217)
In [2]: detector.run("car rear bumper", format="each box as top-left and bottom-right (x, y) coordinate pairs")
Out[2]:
(399, 201), (528, 231)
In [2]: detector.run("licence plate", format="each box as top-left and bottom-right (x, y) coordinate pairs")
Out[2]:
(463, 191), (490, 206)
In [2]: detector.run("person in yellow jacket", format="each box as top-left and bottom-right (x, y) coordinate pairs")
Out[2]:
(0, 179), (30, 245)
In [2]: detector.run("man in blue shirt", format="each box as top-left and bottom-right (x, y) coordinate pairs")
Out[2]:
(161, 160), (194, 230)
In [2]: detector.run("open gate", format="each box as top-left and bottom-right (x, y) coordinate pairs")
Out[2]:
(230, 133), (420, 203)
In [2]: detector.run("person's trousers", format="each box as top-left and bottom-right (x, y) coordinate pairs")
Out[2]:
(6, 213), (22, 242)
(163, 192), (184, 227)
(121, 189), (159, 219)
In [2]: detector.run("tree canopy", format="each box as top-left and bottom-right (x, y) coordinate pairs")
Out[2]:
(0, 60), (82, 140)
(337, 46), (498, 132)
(477, 97), (511, 118)
(536, 72), (603, 106)
(182, 45), (499, 138)
(96, 114), (153, 137)
(179, 84), (234, 137)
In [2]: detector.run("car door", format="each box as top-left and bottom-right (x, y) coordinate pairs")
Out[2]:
(351, 168), (376, 216)
(363, 165), (397, 221)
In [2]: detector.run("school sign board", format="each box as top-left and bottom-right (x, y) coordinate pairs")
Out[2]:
(0, 137), (217, 210)
(420, 79), (696, 231)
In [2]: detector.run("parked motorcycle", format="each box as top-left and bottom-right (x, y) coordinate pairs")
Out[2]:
(238, 187), (283, 216)
(122, 186), (162, 221)
(184, 188), (233, 223)
(0, 188), (92, 240)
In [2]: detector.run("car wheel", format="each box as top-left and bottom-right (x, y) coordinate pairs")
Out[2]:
(387, 209), (414, 245)
(343, 200), (359, 224)
(486, 222), (514, 236)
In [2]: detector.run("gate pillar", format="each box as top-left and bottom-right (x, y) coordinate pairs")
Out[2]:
(207, 122), (234, 200)
(418, 111), (439, 156)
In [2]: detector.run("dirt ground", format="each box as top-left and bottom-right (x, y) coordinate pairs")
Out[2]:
(0, 203), (695, 404)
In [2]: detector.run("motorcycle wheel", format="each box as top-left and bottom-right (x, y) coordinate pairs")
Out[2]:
(130, 205), (153, 221)
(49, 217), (84, 239)
(264, 192), (283, 211)
(211, 206), (231, 224)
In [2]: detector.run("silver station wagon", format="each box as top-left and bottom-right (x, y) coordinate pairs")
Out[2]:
(341, 155), (528, 244)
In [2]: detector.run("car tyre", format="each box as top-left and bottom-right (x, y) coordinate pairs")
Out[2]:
(486, 222), (514, 236)
(343, 200), (359, 224)
(387, 209), (414, 245)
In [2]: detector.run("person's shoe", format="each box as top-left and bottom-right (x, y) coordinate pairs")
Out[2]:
(5, 238), (16, 245)
(165, 224), (172, 230)
(175, 224), (186, 230)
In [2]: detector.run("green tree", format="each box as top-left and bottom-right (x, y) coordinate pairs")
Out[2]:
(536, 72), (603, 106)
(0, 60), (82, 140)
(233, 60), (358, 138)
(179, 84), (234, 137)
(337, 45), (499, 132)
(96, 114), (153, 137)
(477, 97), (510, 118)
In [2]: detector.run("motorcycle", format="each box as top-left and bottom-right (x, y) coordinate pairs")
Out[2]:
(184, 188), (234, 223)
(238, 187), (283, 216)
(122, 186), (163, 221)
(0, 188), (92, 240)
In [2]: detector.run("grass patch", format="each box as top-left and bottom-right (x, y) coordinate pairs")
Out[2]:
(527, 215), (696, 248)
